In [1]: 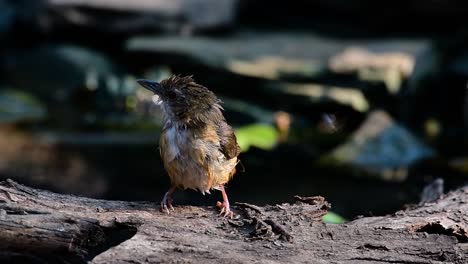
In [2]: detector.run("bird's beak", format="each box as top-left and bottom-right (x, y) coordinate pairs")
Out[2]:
(136, 79), (162, 94)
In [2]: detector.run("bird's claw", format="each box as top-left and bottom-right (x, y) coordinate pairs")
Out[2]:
(161, 193), (174, 214)
(161, 202), (174, 214)
(217, 201), (233, 218)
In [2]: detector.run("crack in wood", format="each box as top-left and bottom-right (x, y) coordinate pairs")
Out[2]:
(349, 257), (433, 264)
(415, 222), (468, 243)
(357, 243), (390, 251)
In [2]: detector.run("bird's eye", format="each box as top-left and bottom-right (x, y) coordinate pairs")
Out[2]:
(165, 90), (176, 99)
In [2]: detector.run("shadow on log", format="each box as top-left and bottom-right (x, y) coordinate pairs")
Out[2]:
(0, 179), (467, 263)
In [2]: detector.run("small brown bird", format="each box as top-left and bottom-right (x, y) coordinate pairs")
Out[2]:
(137, 75), (240, 217)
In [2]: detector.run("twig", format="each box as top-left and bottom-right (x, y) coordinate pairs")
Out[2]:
(235, 202), (263, 214)
(264, 219), (293, 242)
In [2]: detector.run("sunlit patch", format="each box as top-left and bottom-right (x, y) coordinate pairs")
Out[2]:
(424, 118), (441, 139)
(152, 94), (162, 105)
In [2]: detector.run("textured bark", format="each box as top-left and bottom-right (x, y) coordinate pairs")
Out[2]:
(0, 179), (467, 264)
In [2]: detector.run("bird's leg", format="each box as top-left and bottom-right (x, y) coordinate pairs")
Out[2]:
(161, 185), (176, 214)
(216, 185), (233, 218)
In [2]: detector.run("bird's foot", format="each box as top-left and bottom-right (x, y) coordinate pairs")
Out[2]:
(160, 191), (174, 214)
(216, 200), (233, 218)
(217, 185), (233, 218)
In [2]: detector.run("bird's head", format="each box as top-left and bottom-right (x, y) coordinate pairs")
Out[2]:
(137, 75), (222, 124)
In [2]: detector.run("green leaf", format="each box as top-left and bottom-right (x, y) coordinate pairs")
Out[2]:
(234, 124), (278, 152)
(322, 212), (346, 224)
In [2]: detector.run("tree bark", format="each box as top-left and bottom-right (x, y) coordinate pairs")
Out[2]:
(0, 179), (466, 264)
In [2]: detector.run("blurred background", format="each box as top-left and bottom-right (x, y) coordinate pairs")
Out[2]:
(0, 0), (467, 221)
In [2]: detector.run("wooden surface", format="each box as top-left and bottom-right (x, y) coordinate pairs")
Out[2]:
(0, 179), (467, 263)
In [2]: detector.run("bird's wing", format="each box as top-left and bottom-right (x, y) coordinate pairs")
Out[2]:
(217, 122), (240, 160)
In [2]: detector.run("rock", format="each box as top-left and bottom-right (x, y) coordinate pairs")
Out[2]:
(0, 89), (46, 123)
(227, 56), (324, 80)
(127, 32), (428, 88)
(38, 0), (238, 33)
(322, 110), (435, 181)
(329, 47), (415, 76)
(329, 47), (416, 94)
(267, 82), (369, 113)
(126, 32), (337, 80)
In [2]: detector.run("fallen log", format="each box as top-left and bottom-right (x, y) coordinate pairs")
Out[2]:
(0, 179), (466, 263)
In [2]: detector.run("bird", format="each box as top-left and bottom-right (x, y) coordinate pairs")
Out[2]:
(137, 75), (240, 217)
